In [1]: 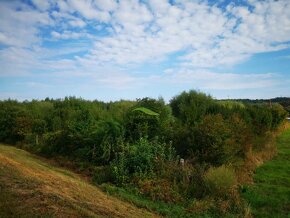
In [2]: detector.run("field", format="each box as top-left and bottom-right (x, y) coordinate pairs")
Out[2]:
(0, 144), (158, 218)
(242, 127), (290, 218)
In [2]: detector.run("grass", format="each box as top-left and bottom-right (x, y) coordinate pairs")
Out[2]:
(0, 144), (159, 218)
(100, 184), (193, 218)
(100, 184), (243, 218)
(242, 127), (290, 218)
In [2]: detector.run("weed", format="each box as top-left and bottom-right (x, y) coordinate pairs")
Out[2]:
(204, 165), (237, 199)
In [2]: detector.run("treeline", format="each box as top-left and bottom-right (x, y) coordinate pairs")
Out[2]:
(0, 90), (288, 216)
(230, 97), (290, 114)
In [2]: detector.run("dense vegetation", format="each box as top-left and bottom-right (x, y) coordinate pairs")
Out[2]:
(242, 128), (290, 218)
(0, 90), (288, 217)
(231, 97), (290, 114)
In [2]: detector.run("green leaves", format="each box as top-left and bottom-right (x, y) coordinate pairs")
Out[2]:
(132, 107), (159, 116)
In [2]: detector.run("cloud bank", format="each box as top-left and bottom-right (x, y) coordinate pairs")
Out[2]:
(0, 0), (290, 100)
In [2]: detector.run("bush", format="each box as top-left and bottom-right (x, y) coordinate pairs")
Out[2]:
(170, 90), (214, 125)
(111, 138), (176, 185)
(187, 198), (214, 214)
(88, 119), (124, 164)
(247, 105), (273, 135)
(138, 179), (182, 203)
(204, 165), (236, 199)
(193, 114), (232, 165)
(40, 130), (67, 156)
(124, 97), (172, 142)
(92, 166), (113, 185)
(270, 103), (288, 130)
(111, 151), (129, 185)
(226, 114), (252, 160)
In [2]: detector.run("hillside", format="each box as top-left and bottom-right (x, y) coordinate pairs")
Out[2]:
(0, 144), (158, 218)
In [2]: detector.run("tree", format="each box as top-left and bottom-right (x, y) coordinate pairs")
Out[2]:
(125, 97), (172, 142)
(170, 90), (214, 125)
(32, 119), (46, 145)
(193, 114), (231, 165)
(88, 119), (124, 164)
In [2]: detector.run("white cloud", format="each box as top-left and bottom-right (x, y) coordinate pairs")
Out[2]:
(68, 19), (86, 27)
(0, 47), (40, 76)
(162, 69), (278, 90)
(114, 0), (153, 25)
(51, 30), (91, 40)
(95, 72), (140, 89)
(0, 1), (53, 47)
(65, 0), (111, 22)
(0, 0), (290, 100)
(94, 0), (118, 12)
(2, 0), (288, 69)
(81, 0), (290, 68)
(31, 0), (50, 11)
(0, 42), (89, 77)
(148, 0), (170, 15)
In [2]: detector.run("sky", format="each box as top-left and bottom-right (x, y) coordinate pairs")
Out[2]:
(0, 0), (289, 102)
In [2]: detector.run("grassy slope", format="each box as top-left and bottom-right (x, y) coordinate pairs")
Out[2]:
(242, 127), (290, 218)
(0, 144), (159, 218)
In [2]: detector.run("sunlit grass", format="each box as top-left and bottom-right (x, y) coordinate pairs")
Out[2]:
(0, 144), (158, 218)
(100, 183), (190, 218)
(242, 127), (290, 218)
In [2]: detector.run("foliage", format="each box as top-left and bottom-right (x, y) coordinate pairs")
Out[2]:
(170, 90), (214, 125)
(270, 103), (288, 130)
(217, 100), (245, 109)
(204, 165), (236, 199)
(92, 166), (113, 185)
(132, 107), (159, 116)
(0, 100), (23, 143)
(87, 119), (124, 164)
(138, 178), (182, 203)
(111, 138), (175, 185)
(0, 90), (288, 217)
(125, 97), (172, 142)
(193, 114), (232, 165)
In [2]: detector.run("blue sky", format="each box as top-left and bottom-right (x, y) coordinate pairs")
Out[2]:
(0, 0), (289, 101)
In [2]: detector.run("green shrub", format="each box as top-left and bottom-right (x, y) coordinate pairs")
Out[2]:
(193, 114), (232, 165)
(111, 151), (129, 185)
(270, 103), (288, 130)
(247, 105), (273, 135)
(170, 90), (214, 125)
(88, 119), (124, 164)
(204, 165), (236, 198)
(40, 130), (66, 156)
(188, 164), (208, 199)
(125, 97), (172, 142)
(92, 166), (113, 185)
(111, 138), (176, 185)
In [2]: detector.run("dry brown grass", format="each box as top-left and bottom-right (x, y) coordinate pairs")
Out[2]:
(0, 144), (160, 218)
